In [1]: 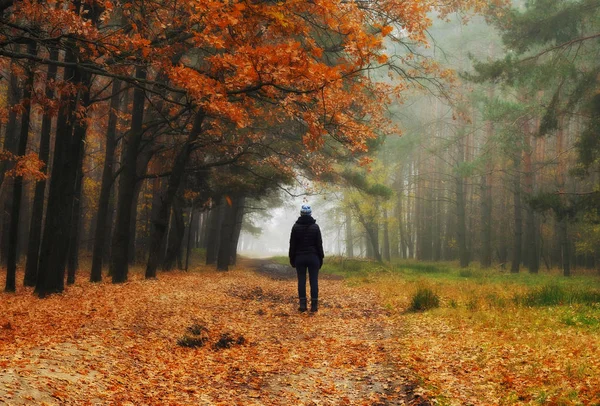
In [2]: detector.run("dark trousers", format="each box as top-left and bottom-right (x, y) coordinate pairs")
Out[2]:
(295, 253), (320, 300)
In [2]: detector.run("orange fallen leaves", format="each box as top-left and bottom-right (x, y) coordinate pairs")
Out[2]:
(0, 265), (417, 405)
(388, 305), (600, 404)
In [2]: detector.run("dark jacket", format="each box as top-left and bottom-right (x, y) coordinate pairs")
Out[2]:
(288, 216), (325, 267)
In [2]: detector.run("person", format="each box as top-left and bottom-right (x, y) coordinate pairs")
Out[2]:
(289, 204), (324, 312)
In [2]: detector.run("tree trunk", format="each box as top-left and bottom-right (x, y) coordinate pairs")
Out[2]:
(523, 133), (539, 273)
(185, 208), (194, 271)
(36, 2), (101, 296)
(66, 101), (90, 285)
(230, 196), (245, 266)
(345, 212), (354, 258)
(511, 152), (523, 273)
(205, 198), (224, 265)
(216, 194), (245, 271)
(90, 79), (122, 282)
(35, 45), (81, 297)
(382, 207), (391, 262)
(365, 222), (382, 263)
(110, 66), (147, 283)
(163, 200), (185, 271)
(556, 114), (570, 276)
(217, 197), (236, 271)
(406, 163), (415, 259)
(432, 168), (442, 262)
(396, 177), (406, 259)
(456, 137), (469, 268)
(480, 171), (493, 268)
(144, 112), (204, 277)
(198, 210), (208, 249)
(5, 43), (35, 292)
(1, 64), (21, 265)
(24, 49), (58, 286)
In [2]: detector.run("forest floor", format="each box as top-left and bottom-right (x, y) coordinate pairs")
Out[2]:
(0, 260), (429, 406)
(2, 259), (600, 405)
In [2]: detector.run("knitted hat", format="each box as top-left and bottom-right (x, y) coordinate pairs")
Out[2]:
(300, 204), (312, 216)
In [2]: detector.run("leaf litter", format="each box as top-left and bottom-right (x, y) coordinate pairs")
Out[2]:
(0, 263), (428, 405)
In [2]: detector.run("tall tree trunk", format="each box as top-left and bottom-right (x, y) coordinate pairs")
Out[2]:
(353, 201), (381, 263)
(406, 163), (415, 259)
(480, 104), (494, 268)
(36, 1), (100, 296)
(205, 198), (224, 266)
(1, 63), (21, 265)
(390, 207), (399, 259)
(198, 210), (208, 249)
(5, 43), (36, 292)
(144, 112), (204, 277)
(24, 49), (59, 286)
(382, 207), (391, 262)
(90, 79), (122, 282)
(523, 132), (539, 273)
(366, 222), (382, 263)
(217, 194), (245, 271)
(480, 170), (493, 268)
(556, 115), (570, 276)
(422, 179), (433, 261)
(110, 66), (147, 283)
(163, 200), (185, 271)
(415, 159), (424, 260)
(66, 102), (90, 285)
(345, 212), (354, 258)
(396, 174), (406, 259)
(217, 196), (236, 271)
(432, 166), (442, 262)
(456, 137), (469, 268)
(230, 196), (245, 266)
(511, 151), (523, 273)
(35, 44), (81, 296)
(128, 152), (154, 265)
(497, 174), (509, 268)
(185, 208), (195, 271)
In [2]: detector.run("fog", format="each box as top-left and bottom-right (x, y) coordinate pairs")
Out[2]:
(238, 194), (344, 258)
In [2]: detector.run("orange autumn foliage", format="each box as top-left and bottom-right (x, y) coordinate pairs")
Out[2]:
(2, 0), (509, 162)
(0, 151), (46, 181)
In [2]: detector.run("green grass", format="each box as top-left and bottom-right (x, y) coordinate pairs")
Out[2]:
(271, 256), (600, 312)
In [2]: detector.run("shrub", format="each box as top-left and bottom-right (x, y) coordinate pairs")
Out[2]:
(409, 287), (441, 312)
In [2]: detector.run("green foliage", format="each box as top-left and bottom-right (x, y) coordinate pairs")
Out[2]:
(501, 0), (594, 52)
(514, 284), (600, 307)
(538, 87), (560, 136)
(575, 93), (600, 174)
(575, 212), (600, 256)
(398, 263), (450, 274)
(561, 306), (600, 329)
(340, 169), (393, 199)
(409, 287), (441, 312)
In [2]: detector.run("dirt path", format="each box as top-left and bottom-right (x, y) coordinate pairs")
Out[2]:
(0, 261), (429, 405)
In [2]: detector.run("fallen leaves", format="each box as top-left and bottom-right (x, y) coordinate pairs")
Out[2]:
(0, 264), (419, 405)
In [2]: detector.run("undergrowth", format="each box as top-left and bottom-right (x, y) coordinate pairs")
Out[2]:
(409, 287), (440, 312)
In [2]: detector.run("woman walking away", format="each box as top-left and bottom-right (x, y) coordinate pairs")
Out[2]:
(289, 204), (325, 312)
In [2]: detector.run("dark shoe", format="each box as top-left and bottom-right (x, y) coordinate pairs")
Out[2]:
(310, 299), (318, 313)
(298, 298), (307, 312)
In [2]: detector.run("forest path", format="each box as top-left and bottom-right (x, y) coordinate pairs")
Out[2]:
(0, 261), (428, 405)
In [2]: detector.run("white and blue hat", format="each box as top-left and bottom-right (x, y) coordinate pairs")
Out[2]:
(300, 204), (312, 216)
